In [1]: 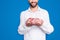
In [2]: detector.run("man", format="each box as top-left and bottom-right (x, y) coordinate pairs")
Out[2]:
(18, 0), (54, 40)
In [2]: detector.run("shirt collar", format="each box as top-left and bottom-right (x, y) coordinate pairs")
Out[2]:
(28, 5), (41, 13)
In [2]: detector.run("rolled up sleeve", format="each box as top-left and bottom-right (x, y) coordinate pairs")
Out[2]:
(18, 12), (32, 35)
(40, 10), (54, 34)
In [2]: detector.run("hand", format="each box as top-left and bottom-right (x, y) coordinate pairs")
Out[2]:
(26, 18), (33, 27)
(31, 18), (36, 25)
(35, 18), (44, 26)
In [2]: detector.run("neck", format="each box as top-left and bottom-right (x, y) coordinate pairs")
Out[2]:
(30, 5), (38, 12)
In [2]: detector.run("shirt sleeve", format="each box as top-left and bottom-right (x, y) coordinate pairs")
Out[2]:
(18, 12), (32, 35)
(40, 10), (54, 34)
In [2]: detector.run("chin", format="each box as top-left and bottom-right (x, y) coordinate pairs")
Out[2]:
(31, 5), (37, 8)
(31, 3), (37, 8)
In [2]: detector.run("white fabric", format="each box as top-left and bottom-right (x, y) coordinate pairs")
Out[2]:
(18, 6), (54, 40)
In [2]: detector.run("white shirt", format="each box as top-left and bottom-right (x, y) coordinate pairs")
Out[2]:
(18, 6), (54, 40)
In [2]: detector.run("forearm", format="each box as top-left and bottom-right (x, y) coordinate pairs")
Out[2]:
(18, 24), (32, 35)
(40, 22), (54, 34)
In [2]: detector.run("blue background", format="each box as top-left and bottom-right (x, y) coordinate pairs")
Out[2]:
(0, 0), (60, 40)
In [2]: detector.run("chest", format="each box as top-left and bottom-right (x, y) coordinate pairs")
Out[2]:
(24, 12), (45, 21)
